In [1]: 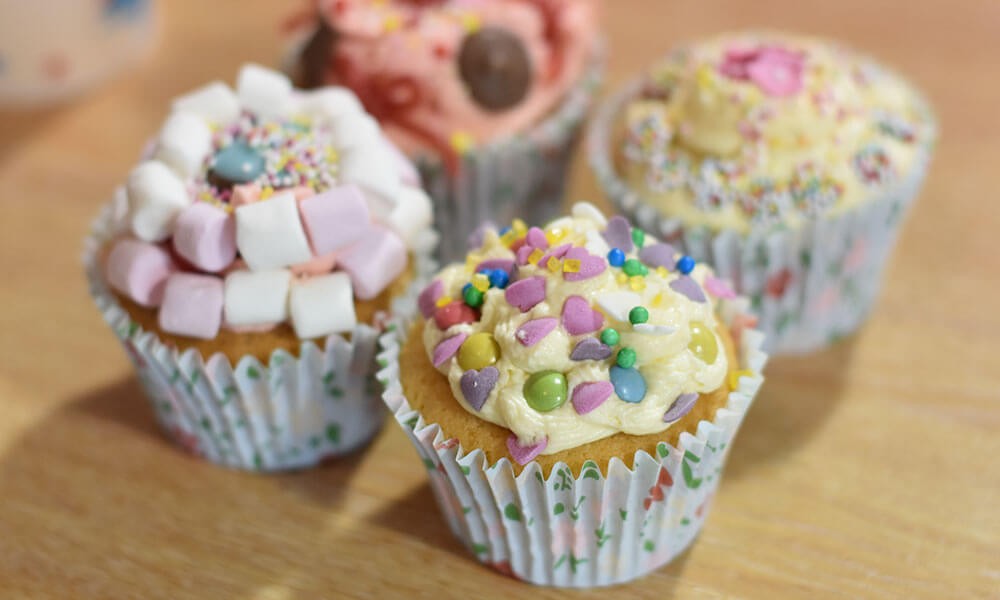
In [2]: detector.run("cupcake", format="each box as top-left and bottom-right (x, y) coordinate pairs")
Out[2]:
(84, 64), (437, 471)
(288, 0), (604, 260)
(589, 32), (936, 354)
(378, 203), (767, 586)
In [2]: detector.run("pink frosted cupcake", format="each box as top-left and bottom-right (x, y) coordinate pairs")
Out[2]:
(288, 0), (604, 259)
(84, 64), (437, 471)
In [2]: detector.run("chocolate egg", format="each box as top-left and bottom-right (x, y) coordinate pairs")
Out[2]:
(458, 27), (532, 112)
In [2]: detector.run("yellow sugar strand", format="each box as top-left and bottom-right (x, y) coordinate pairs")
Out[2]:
(546, 257), (561, 272)
(435, 295), (453, 308)
(629, 276), (646, 291)
(527, 248), (544, 265)
(472, 274), (490, 292)
(562, 259), (581, 273)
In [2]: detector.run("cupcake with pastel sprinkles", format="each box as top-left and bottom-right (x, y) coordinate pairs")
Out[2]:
(84, 64), (437, 472)
(287, 0), (604, 259)
(589, 32), (937, 353)
(378, 203), (767, 586)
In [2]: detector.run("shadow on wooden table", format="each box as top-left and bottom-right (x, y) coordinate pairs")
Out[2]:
(725, 337), (858, 480)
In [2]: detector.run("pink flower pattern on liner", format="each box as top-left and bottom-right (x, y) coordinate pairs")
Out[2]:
(719, 45), (806, 97)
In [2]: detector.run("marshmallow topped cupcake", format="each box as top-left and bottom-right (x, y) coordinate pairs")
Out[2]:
(291, 0), (604, 259)
(86, 64), (436, 471)
(591, 32), (936, 353)
(379, 204), (767, 586)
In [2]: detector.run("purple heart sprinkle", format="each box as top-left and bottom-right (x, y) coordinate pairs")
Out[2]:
(570, 337), (613, 361)
(506, 434), (548, 465)
(670, 276), (707, 303)
(562, 295), (605, 335)
(417, 280), (443, 318)
(515, 245), (535, 266)
(638, 243), (676, 269)
(663, 392), (699, 422)
(460, 366), (499, 411)
(525, 227), (549, 249)
(505, 276), (546, 312)
(433, 333), (468, 367)
(571, 381), (614, 415)
(515, 317), (558, 347)
(602, 216), (634, 253)
(563, 246), (607, 282)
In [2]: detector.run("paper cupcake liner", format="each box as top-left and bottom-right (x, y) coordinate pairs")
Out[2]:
(588, 78), (937, 355)
(419, 43), (606, 262)
(376, 301), (768, 587)
(83, 200), (438, 472)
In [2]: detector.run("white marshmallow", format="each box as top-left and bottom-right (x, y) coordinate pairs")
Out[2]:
(172, 81), (240, 125)
(332, 113), (380, 149)
(289, 272), (357, 339)
(126, 161), (191, 242)
(153, 111), (213, 178)
(572, 202), (609, 227)
(237, 63), (292, 119)
(338, 144), (402, 216)
(384, 186), (432, 247)
(235, 191), (314, 271)
(293, 87), (364, 123)
(224, 269), (292, 327)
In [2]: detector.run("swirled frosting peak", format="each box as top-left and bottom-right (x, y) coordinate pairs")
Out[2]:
(418, 203), (732, 462)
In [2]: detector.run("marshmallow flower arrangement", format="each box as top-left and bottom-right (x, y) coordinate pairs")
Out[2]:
(86, 64), (436, 471)
(377, 204), (768, 586)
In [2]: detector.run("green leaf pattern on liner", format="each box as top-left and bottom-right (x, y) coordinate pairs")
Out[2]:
(504, 503), (522, 522)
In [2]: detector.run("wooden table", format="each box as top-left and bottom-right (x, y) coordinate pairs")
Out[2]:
(1, 1), (997, 597)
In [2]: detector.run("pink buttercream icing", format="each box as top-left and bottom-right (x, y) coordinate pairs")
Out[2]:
(301, 0), (601, 164)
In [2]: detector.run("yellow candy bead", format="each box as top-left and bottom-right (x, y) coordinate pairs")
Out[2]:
(435, 295), (453, 308)
(472, 274), (490, 292)
(528, 248), (544, 265)
(458, 333), (500, 371)
(546, 256), (561, 272)
(563, 259), (581, 273)
(688, 321), (719, 365)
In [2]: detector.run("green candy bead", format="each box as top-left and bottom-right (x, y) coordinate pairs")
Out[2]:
(524, 370), (568, 412)
(458, 333), (500, 371)
(632, 228), (646, 249)
(463, 285), (484, 308)
(688, 321), (719, 365)
(628, 306), (649, 324)
(622, 259), (644, 277)
(600, 328), (620, 346)
(617, 347), (637, 369)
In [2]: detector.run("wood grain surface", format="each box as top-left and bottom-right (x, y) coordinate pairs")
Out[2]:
(1, 1), (998, 598)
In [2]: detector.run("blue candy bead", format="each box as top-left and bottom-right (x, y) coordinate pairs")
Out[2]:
(607, 248), (626, 267)
(610, 366), (646, 403)
(676, 255), (696, 275)
(487, 269), (510, 289)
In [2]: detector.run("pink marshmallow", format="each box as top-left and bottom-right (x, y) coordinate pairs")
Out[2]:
(298, 184), (372, 256)
(105, 238), (176, 307)
(291, 252), (338, 277)
(231, 184), (261, 208)
(337, 226), (406, 300)
(157, 273), (224, 340)
(172, 203), (237, 273)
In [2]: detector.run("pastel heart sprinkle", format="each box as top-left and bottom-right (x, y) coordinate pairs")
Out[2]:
(417, 279), (443, 318)
(638, 243), (676, 269)
(570, 337), (613, 361)
(433, 333), (468, 367)
(562, 295), (605, 335)
(704, 275), (737, 299)
(602, 216), (634, 253)
(539, 243), (572, 267)
(475, 258), (515, 277)
(563, 246), (607, 282)
(505, 276), (546, 312)
(506, 434), (548, 465)
(460, 366), (499, 411)
(571, 381), (614, 415)
(525, 227), (549, 249)
(670, 276), (707, 303)
(515, 317), (558, 347)
(663, 392), (699, 422)
(515, 245), (535, 266)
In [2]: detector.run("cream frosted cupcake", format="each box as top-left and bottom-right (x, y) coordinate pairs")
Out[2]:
(288, 0), (604, 259)
(379, 203), (767, 586)
(590, 32), (936, 353)
(84, 64), (437, 471)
